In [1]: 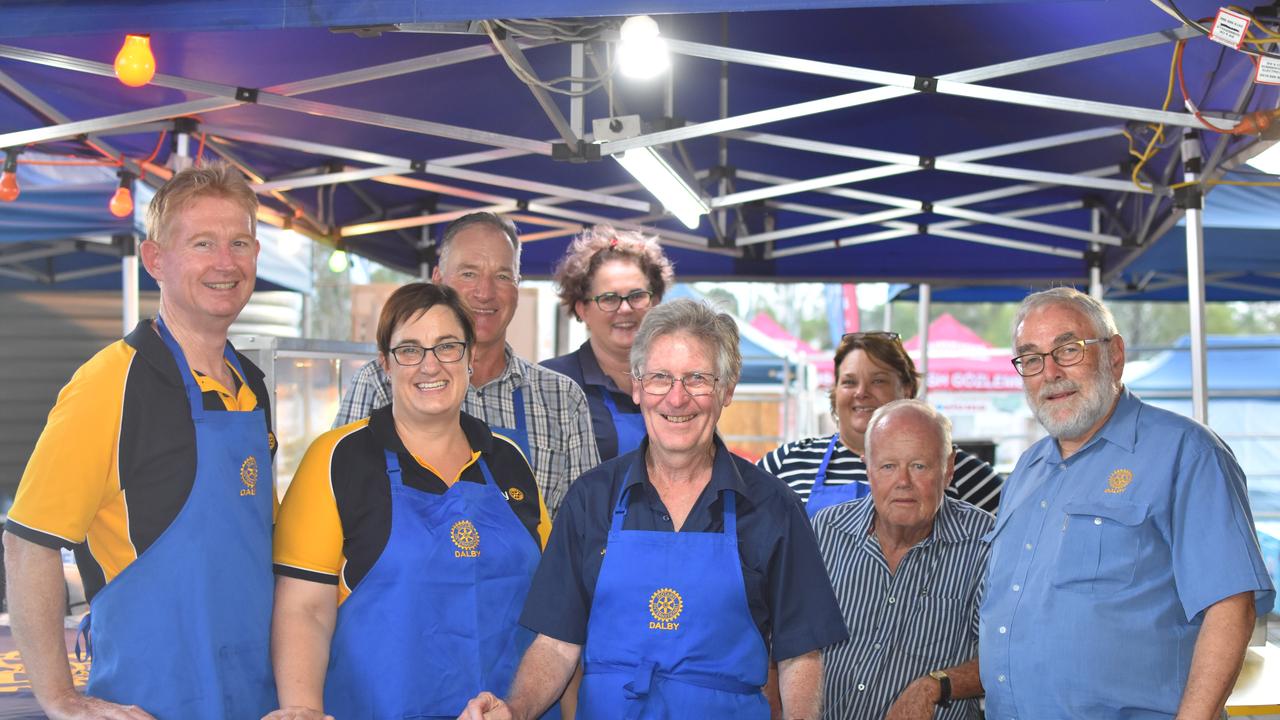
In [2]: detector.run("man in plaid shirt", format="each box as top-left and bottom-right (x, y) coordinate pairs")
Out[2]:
(334, 212), (599, 516)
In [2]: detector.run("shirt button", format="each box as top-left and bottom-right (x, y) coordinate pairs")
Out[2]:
(1094, 517), (1103, 525)
(998, 674), (1006, 683)
(873, 643), (881, 650)
(1058, 463), (1066, 470)
(1024, 543), (1032, 550)
(999, 626), (1007, 634)
(1012, 584), (1020, 592)
(661, 514), (671, 522)
(1040, 500), (1048, 508)
(887, 596), (896, 604)
(857, 683), (866, 691)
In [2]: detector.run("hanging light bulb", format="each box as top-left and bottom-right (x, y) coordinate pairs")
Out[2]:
(618, 15), (669, 80)
(0, 150), (18, 202)
(328, 249), (349, 273)
(114, 34), (155, 87)
(109, 171), (135, 218)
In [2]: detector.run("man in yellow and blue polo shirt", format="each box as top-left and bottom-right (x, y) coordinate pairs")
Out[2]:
(4, 163), (278, 720)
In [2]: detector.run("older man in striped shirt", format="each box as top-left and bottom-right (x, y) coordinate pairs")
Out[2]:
(812, 399), (992, 720)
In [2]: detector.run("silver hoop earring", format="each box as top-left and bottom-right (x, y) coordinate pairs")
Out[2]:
(467, 366), (474, 376)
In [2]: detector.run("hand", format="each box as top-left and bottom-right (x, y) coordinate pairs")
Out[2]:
(458, 691), (514, 720)
(42, 689), (156, 720)
(261, 706), (335, 720)
(883, 676), (940, 720)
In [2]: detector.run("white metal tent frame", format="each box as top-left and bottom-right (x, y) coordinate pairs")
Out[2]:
(1, 14), (1275, 421)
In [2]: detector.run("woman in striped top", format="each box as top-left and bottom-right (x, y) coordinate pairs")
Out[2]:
(758, 331), (1002, 514)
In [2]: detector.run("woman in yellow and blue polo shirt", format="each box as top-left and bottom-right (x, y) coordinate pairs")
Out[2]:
(266, 283), (549, 720)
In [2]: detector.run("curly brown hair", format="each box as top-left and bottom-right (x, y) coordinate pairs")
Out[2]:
(553, 225), (675, 320)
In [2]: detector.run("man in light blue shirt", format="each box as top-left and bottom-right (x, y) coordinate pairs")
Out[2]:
(980, 287), (1274, 720)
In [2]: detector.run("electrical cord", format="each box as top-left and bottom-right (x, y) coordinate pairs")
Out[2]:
(1149, 0), (1280, 59)
(483, 20), (614, 97)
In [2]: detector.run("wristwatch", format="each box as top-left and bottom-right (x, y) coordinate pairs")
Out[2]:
(928, 670), (953, 708)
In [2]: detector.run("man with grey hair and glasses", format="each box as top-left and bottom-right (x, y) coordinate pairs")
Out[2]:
(334, 212), (598, 516)
(979, 287), (1274, 719)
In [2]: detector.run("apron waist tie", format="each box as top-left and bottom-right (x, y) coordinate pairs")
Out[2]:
(586, 660), (760, 696)
(74, 612), (92, 662)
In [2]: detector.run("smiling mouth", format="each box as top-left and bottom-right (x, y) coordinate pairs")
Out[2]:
(661, 413), (695, 423)
(415, 380), (448, 390)
(204, 281), (238, 290)
(472, 308), (497, 315)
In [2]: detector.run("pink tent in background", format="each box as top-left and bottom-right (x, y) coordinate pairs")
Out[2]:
(903, 314), (1023, 393)
(749, 313), (836, 387)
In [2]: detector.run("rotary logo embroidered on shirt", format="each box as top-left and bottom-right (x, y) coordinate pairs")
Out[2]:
(1104, 468), (1133, 494)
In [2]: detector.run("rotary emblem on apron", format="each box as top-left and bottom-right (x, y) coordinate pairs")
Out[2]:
(451, 520), (481, 558)
(239, 456), (258, 496)
(649, 587), (683, 631)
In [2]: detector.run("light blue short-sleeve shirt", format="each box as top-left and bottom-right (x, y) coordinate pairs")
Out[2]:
(979, 388), (1274, 720)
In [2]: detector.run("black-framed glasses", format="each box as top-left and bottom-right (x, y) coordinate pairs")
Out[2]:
(589, 289), (654, 312)
(390, 341), (468, 366)
(635, 371), (719, 396)
(1011, 338), (1110, 377)
(841, 331), (901, 343)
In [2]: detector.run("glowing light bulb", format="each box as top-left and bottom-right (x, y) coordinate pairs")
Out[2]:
(109, 186), (134, 217)
(0, 171), (17, 202)
(618, 16), (669, 79)
(328, 250), (349, 273)
(114, 34), (155, 87)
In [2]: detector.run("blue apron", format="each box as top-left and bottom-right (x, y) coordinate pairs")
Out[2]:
(323, 448), (545, 719)
(600, 387), (646, 458)
(81, 316), (275, 719)
(491, 385), (533, 467)
(806, 433), (869, 519)
(579, 475), (770, 720)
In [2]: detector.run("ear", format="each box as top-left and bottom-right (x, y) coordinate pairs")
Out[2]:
(379, 352), (391, 375)
(631, 374), (643, 406)
(720, 383), (735, 408)
(574, 299), (587, 321)
(944, 446), (957, 488)
(431, 265), (443, 284)
(1109, 334), (1126, 384)
(139, 239), (164, 282)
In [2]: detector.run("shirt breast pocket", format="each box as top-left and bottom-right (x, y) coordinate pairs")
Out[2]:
(1052, 500), (1149, 594)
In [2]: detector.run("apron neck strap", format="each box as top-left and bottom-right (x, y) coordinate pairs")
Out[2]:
(383, 449), (404, 488)
(511, 386), (527, 432)
(611, 466), (738, 537)
(155, 315), (244, 413)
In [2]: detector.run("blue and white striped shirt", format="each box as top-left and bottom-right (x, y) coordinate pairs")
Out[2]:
(812, 495), (993, 720)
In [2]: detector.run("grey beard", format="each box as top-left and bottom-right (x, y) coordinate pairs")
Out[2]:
(1028, 368), (1117, 441)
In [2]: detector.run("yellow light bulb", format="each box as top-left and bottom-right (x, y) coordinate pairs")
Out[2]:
(109, 186), (134, 217)
(0, 171), (18, 202)
(114, 34), (155, 87)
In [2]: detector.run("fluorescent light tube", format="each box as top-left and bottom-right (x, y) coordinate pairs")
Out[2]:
(613, 147), (708, 229)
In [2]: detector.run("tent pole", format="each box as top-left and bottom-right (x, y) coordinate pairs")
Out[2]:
(1089, 208), (1103, 299)
(1181, 129), (1209, 424)
(121, 234), (139, 335)
(917, 283), (931, 401)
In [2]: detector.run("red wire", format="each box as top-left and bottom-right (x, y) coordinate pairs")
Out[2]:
(194, 132), (207, 167)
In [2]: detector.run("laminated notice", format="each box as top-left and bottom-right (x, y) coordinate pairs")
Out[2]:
(1257, 56), (1280, 85)
(1210, 7), (1250, 49)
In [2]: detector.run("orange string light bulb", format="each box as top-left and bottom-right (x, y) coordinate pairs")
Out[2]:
(0, 151), (19, 202)
(109, 172), (135, 217)
(114, 34), (155, 87)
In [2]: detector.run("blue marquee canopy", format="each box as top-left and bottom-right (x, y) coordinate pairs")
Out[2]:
(1, 0), (1277, 296)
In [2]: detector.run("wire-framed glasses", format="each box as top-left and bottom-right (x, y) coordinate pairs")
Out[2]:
(1011, 338), (1109, 377)
(635, 371), (719, 396)
(390, 341), (468, 366)
(589, 289), (654, 312)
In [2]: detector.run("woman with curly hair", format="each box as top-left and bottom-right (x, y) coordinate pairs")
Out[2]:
(541, 225), (675, 461)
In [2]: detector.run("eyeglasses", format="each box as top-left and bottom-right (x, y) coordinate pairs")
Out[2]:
(841, 331), (901, 343)
(390, 341), (468, 366)
(1011, 338), (1110, 377)
(635, 371), (719, 396)
(589, 289), (654, 312)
